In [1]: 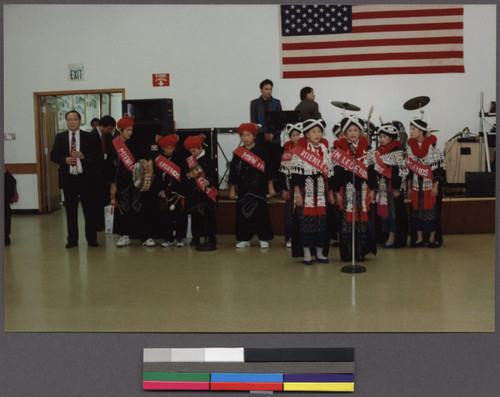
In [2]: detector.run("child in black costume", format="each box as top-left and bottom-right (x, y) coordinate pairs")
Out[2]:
(184, 134), (218, 249)
(279, 122), (303, 248)
(290, 119), (334, 265)
(228, 123), (275, 248)
(331, 115), (378, 262)
(406, 119), (446, 248)
(154, 134), (188, 247)
(373, 122), (408, 248)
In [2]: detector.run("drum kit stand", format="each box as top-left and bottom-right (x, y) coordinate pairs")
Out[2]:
(330, 96), (431, 274)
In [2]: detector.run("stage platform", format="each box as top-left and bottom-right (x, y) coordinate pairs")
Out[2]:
(217, 196), (495, 235)
(10, 193), (495, 235)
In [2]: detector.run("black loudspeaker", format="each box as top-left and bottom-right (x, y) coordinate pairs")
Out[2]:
(122, 98), (174, 159)
(177, 128), (219, 188)
(465, 172), (496, 197)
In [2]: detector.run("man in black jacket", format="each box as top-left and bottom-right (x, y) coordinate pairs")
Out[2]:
(250, 79), (283, 145)
(250, 79), (283, 184)
(92, 115), (116, 231)
(295, 86), (322, 121)
(4, 167), (17, 245)
(50, 110), (102, 248)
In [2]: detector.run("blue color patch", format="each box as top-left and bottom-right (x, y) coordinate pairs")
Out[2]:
(210, 373), (283, 383)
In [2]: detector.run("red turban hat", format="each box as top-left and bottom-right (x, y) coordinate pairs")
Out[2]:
(117, 116), (134, 130)
(183, 134), (206, 150)
(237, 123), (258, 136)
(157, 134), (179, 148)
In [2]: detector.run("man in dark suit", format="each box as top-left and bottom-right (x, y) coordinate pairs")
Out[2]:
(250, 79), (283, 185)
(50, 110), (102, 248)
(92, 115), (116, 231)
(250, 79), (283, 146)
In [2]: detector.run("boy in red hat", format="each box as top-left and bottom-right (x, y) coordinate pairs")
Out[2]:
(110, 116), (156, 247)
(183, 134), (218, 249)
(228, 123), (276, 248)
(154, 134), (188, 247)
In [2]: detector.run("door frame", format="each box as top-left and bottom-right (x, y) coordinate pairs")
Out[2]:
(33, 88), (126, 213)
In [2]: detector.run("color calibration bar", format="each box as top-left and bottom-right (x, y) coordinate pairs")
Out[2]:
(143, 347), (355, 393)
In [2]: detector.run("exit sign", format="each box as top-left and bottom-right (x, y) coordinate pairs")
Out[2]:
(69, 64), (84, 81)
(153, 73), (170, 87)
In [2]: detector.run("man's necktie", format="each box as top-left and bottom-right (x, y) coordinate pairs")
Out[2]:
(71, 132), (78, 174)
(101, 134), (106, 154)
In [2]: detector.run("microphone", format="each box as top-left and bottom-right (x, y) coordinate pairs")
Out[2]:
(348, 142), (357, 157)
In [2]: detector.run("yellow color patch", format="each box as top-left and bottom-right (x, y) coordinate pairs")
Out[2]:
(283, 382), (354, 392)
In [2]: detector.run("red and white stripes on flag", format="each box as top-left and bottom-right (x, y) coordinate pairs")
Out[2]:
(279, 4), (464, 78)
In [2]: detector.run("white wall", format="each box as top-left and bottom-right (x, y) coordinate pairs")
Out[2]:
(3, 4), (496, 209)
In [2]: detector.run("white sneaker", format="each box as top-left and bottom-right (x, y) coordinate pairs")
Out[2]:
(116, 236), (130, 247)
(142, 238), (156, 247)
(260, 240), (270, 249)
(176, 240), (184, 247)
(286, 240), (292, 248)
(236, 241), (250, 248)
(161, 240), (174, 247)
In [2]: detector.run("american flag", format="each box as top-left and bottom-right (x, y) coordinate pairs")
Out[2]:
(279, 4), (464, 78)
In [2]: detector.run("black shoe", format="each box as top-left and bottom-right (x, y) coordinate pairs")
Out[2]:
(190, 238), (200, 247)
(411, 241), (424, 248)
(428, 242), (438, 248)
(65, 242), (78, 248)
(5, 237), (11, 246)
(88, 241), (100, 247)
(355, 244), (365, 262)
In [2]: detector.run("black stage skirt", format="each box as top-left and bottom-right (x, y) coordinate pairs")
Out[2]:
(409, 187), (443, 247)
(291, 206), (331, 258)
(374, 194), (408, 248)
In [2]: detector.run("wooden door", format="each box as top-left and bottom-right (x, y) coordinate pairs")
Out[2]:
(42, 97), (62, 212)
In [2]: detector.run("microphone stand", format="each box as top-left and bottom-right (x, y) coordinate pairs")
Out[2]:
(197, 132), (217, 252)
(342, 146), (366, 273)
(196, 179), (216, 251)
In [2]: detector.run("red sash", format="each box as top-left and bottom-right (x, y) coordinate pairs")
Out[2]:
(331, 148), (368, 180)
(155, 155), (181, 182)
(374, 152), (392, 178)
(405, 155), (433, 181)
(186, 155), (218, 202)
(291, 145), (328, 179)
(233, 146), (265, 173)
(112, 137), (135, 172)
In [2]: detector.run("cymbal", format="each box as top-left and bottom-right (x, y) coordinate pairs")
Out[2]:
(331, 101), (361, 111)
(403, 96), (430, 110)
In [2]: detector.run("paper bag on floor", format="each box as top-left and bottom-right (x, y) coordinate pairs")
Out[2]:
(104, 204), (114, 234)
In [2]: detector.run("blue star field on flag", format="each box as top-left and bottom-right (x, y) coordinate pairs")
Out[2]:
(280, 4), (352, 36)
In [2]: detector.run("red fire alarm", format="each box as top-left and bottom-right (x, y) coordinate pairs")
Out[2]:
(153, 74), (170, 87)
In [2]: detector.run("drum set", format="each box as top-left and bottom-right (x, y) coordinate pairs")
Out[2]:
(330, 95), (433, 148)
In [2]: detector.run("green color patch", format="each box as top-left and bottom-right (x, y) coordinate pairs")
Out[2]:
(143, 372), (210, 382)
